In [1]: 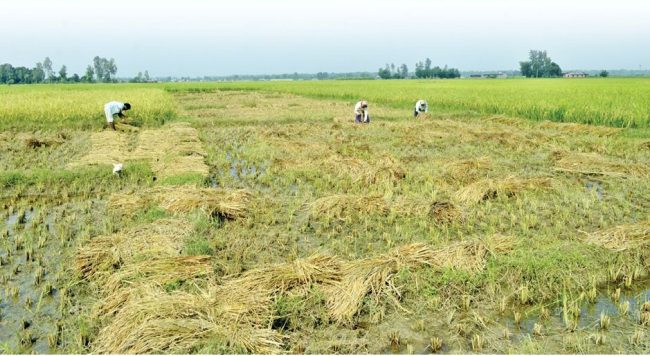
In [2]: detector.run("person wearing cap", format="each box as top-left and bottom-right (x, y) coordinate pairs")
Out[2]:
(414, 99), (428, 118)
(104, 101), (131, 130)
(354, 100), (370, 124)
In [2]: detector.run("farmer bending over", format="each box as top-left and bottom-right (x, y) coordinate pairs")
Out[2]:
(104, 101), (131, 130)
(414, 99), (428, 117)
(354, 100), (370, 124)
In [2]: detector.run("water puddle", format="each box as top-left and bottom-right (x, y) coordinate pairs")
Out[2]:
(585, 180), (604, 200)
(225, 150), (266, 181)
(1, 202), (99, 353)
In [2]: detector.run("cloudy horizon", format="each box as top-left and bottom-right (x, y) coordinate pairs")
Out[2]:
(2, 0), (649, 77)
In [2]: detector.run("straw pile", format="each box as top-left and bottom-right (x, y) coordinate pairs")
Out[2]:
(130, 122), (209, 178)
(429, 201), (463, 225)
(93, 254), (343, 354)
(107, 187), (252, 219)
(455, 176), (553, 205)
(69, 131), (128, 167)
(75, 219), (192, 279)
(107, 192), (150, 216)
(152, 186), (252, 219)
(554, 152), (649, 178)
(442, 157), (491, 183)
(539, 121), (621, 137)
(583, 221), (650, 251)
(93, 285), (283, 354)
(325, 235), (516, 322)
(309, 194), (389, 221)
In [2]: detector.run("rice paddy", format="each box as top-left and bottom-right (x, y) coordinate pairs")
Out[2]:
(0, 80), (649, 354)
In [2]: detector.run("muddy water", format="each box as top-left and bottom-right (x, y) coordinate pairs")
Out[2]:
(0, 203), (95, 353)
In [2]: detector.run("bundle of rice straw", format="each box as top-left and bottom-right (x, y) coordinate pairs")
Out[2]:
(75, 219), (192, 279)
(455, 176), (553, 205)
(442, 157), (491, 183)
(325, 236), (516, 323)
(309, 194), (389, 221)
(583, 221), (650, 251)
(98, 256), (214, 296)
(554, 152), (649, 177)
(107, 192), (150, 216)
(93, 285), (283, 354)
(220, 254), (342, 296)
(152, 186), (252, 219)
(68, 131), (128, 167)
(130, 122), (209, 178)
(539, 121), (621, 137)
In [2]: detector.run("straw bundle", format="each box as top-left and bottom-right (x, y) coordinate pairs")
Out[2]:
(325, 236), (516, 322)
(309, 194), (389, 221)
(130, 123), (209, 177)
(107, 192), (150, 216)
(98, 255), (214, 296)
(220, 254), (342, 296)
(325, 243), (437, 323)
(152, 186), (252, 219)
(554, 152), (649, 177)
(69, 131), (128, 167)
(539, 121), (621, 137)
(455, 176), (553, 205)
(75, 219), (192, 279)
(93, 285), (282, 354)
(442, 157), (491, 183)
(583, 221), (650, 251)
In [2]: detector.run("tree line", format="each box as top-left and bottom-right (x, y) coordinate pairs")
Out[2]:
(378, 58), (461, 79)
(0, 56), (119, 84)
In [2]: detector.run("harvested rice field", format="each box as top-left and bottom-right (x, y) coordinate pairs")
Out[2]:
(1, 81), (649, 354)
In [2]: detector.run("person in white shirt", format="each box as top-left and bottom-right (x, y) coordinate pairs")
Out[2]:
(104, 101), (131, 130)
(414, 99), (428, 118)
(354, 100), (370, 124)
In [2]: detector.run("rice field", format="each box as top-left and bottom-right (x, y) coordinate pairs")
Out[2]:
(0, 80), (649, 354)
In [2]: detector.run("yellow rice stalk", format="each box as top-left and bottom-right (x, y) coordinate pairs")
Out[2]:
(98, 256), (214, 296)
(309, 194), (389, 221)
(442, 157), (491, 183)
(583, 221), (650, 251)
(455, 176), (553, 205)
(539, 121), (621, 137)
(130, 122), (209, 178)
(93, 285), (282, 354)
(428, 201), (463, 225)
(75, 219), (192, 279)
(220, 254), (342, 296)
(325, 243), (436, 323)
(554, 152), (649, 177)
(68, 131), (129, 167)
(106, 192), (151, 216)
(325, 237), (516, 322)
(152, 186), (252, 219)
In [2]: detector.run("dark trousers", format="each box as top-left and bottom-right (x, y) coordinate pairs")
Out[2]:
(355, 114), (370, 123)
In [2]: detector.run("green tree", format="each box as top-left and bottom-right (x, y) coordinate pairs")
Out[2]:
(32, 62), (45, 83)
(600, 70), (609, 77)
(58, 65), (67, 82)
(519, 50), (562, 78)
(43, 57), (54, 82)
(378, 64), (392, 79)
(82, 65), (95, 82)
(144, 70), (150, 81)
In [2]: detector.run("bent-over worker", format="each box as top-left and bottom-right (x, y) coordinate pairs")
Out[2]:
(414, 99), (428, 117)
(104, 101), (131, 130)
(354, 100), (370, 124)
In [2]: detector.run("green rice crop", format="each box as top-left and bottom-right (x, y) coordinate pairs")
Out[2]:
(0, 84), (176, 130)
(168, 78), (650, 128)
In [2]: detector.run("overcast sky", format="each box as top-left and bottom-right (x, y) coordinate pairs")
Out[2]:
(1, 0), (649, 77)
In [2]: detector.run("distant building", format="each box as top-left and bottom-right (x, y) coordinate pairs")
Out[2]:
(564, 72), (588, 78)
(469, 72), (508, 79)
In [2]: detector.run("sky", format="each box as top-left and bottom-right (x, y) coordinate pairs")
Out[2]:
(1, 0), (649, 77)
